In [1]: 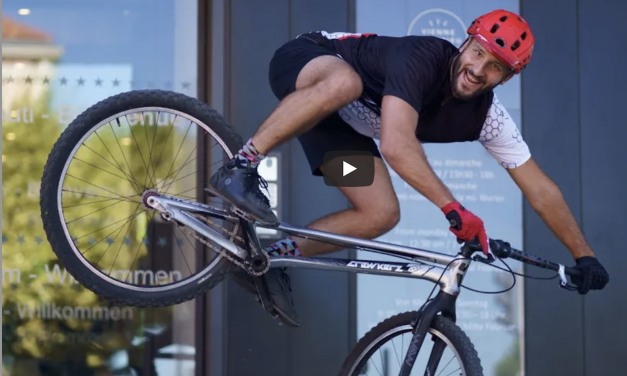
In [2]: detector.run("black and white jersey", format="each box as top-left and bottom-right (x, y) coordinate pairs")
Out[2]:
(299, 31), (531, 169)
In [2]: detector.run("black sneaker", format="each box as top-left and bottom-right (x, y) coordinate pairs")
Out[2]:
(229, 267), (301, 327)
(265, 267), (300, 327)
(207, 159), (279, 226)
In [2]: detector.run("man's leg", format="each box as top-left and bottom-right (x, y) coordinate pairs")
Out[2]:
(207, 38), (363, 226)
(267, 159), (400, 258)
(258, 157), (400, 327)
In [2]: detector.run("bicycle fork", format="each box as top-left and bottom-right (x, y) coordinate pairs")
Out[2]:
(400, 291), (459, 376)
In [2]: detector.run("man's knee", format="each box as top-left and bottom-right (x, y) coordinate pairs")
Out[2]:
(296, 56), (363, 111)
(356, 201), (400, 238)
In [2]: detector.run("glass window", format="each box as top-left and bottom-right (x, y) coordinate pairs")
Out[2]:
(355, 2), (525, 376)
(2, 1), (200, 375)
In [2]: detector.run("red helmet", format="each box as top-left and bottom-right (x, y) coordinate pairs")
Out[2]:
(466, 9), (535, 74)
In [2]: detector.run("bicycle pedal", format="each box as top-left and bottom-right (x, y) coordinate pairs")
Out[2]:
(230, 206), (256, 224)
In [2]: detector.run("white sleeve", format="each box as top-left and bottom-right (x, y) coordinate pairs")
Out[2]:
(479, 94), (532, 169)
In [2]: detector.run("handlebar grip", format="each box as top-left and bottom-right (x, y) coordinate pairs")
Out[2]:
(564, 266), (582, 277)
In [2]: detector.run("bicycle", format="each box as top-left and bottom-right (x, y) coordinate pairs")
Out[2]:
(40, 89), (582, 376)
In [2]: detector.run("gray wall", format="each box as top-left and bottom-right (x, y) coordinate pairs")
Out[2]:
(215, 1), (355, 375)
(521, 1), (627, 375)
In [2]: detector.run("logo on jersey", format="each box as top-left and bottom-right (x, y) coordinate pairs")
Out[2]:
(407, 8), (467, 47)
(320, 31), (377, 40)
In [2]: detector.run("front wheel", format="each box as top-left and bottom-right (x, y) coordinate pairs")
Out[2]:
(339, 312), (484, 376)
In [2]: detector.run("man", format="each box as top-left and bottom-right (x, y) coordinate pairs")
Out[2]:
(207, 9), (610, 327)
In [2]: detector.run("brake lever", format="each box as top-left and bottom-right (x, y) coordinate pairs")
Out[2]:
(472, 253), (495, 264)
(460, 240), (496, 264)
(557, 264), (579, 291)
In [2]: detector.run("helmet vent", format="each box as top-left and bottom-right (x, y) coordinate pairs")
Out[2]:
(521, 31), (527, 40)
(511, 40), (521, 51)
(494, 37), (506, 48)
(490, 24), (500, 33)
(500, 15), (508, 22)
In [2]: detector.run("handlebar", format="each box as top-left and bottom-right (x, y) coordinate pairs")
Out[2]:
(460, 238), (582, 291)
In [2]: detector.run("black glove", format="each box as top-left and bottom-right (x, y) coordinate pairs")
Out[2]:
(570, 256), (609, 295)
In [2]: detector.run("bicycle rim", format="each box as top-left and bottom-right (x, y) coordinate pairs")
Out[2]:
(55, 106), (237, 293)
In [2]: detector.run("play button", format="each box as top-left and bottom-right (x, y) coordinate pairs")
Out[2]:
(343, 161), (357, 176)
(322, 150), (375, 187)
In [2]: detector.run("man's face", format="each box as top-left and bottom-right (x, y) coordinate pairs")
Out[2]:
(451, 38), (512, 100)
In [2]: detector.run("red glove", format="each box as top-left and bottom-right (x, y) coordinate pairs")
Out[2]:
(441, 202), (489, 255)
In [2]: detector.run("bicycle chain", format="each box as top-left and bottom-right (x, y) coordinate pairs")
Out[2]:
(151, 193), (270, 276)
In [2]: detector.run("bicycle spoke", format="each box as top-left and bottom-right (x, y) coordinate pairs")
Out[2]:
(65, 197), (132, 225)
(109, 121), (146, 192)
(425, 338), (446, 376)
(149, 115), (177, 186)
(159, 141), (197, 193)
(90, 208), (143, 262)
(89, 131), (145, 193)
(390, 336), (402, 368)
(442, 367), (462, 376)
(435, 353), (456, 376)
(156, 119), (193, 192)
(72, 154), (145, 193)
(153, 155), (198, 190)
(74, 211), (145, 242)
(368, 358), (384, 376)
(142, 111), (161, 189)
(62, 194), (139, 209)
(123, 211), (156, 284)
(172, 226), (193, 278)
(106, 203), (143, 275)
(65, 174), (140, 202)
(125, 114), (158, 188)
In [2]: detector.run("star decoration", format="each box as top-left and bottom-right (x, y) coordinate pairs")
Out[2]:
(157, 237), (167, 247)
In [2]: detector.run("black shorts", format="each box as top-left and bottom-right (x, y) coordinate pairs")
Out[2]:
(268, 34), (382, 177)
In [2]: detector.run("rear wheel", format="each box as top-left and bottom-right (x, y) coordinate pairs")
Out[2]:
(40, 89), (245, 307)
(339, 312), (484, 376)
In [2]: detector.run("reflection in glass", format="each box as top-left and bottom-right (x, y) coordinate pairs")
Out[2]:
(2, 2), (200, 375)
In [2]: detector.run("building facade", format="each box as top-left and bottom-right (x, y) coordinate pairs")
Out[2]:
(2, 1), (625, 376)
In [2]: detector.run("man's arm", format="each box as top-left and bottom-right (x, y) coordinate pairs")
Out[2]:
(379, 95), (456, 208)
(507, 159), (595, 259)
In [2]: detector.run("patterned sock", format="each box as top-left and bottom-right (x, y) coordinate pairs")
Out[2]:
(264, 237), (302, 257)
(228, 137), (266, 170)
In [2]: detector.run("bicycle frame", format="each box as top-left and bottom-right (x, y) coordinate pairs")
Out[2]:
(146, 193), (578, 376)
(146, 194), (473, 297)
